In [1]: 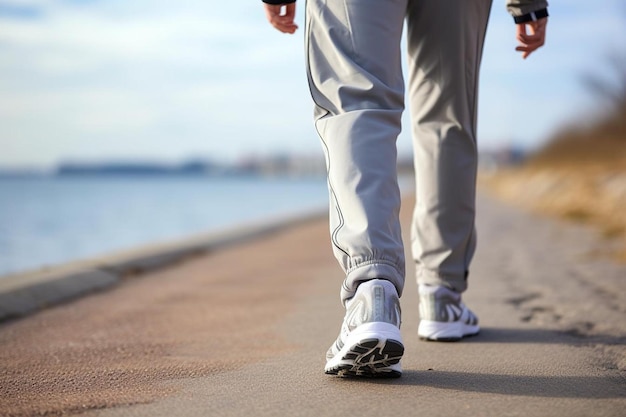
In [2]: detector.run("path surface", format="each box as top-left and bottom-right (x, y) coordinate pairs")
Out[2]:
(1, 192), (625, 417)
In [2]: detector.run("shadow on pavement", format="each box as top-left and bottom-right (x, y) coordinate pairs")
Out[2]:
(461, 326), (626, 346)
(393, 370), (625, 398)
(355, 327), (625, 398)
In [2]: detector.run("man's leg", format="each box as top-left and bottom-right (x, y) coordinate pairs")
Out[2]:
(406, 0), (492, 339)
(305, 0), (408, 376)
(306, 0), (408, 304)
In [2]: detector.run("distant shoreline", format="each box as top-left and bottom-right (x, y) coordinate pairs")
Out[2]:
(0, 155), (329, 179)
(0, 171), (325, 180)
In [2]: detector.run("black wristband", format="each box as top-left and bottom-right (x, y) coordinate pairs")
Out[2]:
(262, 0), (296, 4)
(513, 8), (549, 24)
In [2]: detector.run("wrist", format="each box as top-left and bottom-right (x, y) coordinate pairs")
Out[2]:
(513, 8), (548, 24)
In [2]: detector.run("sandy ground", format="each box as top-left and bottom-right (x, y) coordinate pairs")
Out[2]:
(0, 191), (624, 417)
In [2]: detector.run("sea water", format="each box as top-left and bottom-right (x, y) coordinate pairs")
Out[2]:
(0, 176), (329, 277)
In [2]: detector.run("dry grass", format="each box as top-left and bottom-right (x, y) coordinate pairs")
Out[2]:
(481, 105), (626, 262)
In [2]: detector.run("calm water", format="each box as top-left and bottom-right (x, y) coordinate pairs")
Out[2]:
(0, 176), (328, 277)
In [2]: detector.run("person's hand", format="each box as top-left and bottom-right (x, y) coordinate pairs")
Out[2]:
(515, 17), (547, 59)
(264, 3), (298, 34)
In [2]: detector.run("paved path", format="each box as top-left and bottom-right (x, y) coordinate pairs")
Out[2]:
(1, 192), (625, 417)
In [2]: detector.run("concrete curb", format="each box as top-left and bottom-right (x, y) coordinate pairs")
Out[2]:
(0, 208), (327, 323)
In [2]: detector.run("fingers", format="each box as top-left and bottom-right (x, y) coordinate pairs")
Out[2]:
(515, 17), (547, 59)
(264, 4), (298, 34)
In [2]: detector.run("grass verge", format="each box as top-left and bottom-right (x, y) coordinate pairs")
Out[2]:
(480, 105), (626, 262)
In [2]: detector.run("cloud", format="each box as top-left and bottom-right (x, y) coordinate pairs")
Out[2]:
(0, 0), (313, 166)
(1, 0), (624, 166)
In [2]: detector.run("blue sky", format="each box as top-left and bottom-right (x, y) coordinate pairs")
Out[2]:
(0, 0), (624, 169)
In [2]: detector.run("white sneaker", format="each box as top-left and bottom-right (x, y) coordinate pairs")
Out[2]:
(325, 279), (404, 378)
(418, 284), (480, 341)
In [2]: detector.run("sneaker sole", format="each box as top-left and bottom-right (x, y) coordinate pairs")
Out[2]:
(418, 320), (480, 342)
(325, 322), (404, 378)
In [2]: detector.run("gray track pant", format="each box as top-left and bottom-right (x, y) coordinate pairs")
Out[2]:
(305, 0), (493, 303)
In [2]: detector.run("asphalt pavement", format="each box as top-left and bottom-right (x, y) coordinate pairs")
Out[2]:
(1, 191), (624, 417)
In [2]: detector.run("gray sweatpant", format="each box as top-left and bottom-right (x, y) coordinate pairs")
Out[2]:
(305, 0), (493, 303)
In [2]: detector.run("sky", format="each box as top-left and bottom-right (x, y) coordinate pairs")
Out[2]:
(0, 0), (625, 169)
